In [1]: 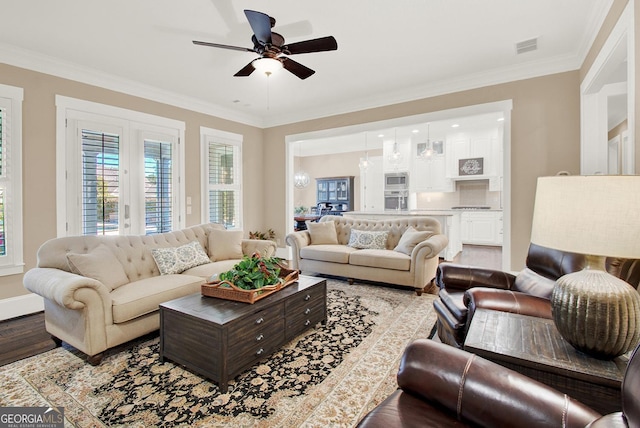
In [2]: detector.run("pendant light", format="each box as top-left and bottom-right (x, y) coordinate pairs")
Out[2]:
(420, 123), (434, 159)
(293, 142), (310, 188)
(359, 132), (374, 171)
(387, 129), (403, 167)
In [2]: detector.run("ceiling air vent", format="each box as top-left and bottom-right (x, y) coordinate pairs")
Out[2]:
(515, 38), (538, 55)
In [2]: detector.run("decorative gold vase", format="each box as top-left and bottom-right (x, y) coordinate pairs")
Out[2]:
(551, 256), (640, 359)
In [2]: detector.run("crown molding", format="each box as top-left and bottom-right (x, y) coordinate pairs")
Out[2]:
(0, 43), (265, 128)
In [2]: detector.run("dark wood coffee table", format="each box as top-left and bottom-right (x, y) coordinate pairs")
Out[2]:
(159, 275), (327, 392)
(464, 309), (627, 414)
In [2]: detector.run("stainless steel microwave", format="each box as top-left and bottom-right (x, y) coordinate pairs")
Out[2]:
(384, 172), (409, 191)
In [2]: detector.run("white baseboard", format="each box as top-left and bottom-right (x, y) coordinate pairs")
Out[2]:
(276, 246), (292, 260)
(0, 294), (44, 321)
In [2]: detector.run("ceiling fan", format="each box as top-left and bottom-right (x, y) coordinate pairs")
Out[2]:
(193, 9), (337, 80)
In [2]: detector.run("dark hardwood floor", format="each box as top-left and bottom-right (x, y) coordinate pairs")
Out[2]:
(0, 312), (57, 366)
(1, 245), (502, 367)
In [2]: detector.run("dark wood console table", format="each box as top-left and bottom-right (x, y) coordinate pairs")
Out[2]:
(464, 309), (627, 415)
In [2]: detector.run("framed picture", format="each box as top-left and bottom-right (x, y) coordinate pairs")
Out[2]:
(459, 157), (484, 175)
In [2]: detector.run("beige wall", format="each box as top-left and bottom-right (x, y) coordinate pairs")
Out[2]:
(264, 71), (582, 272)
(0, 63), (264, 300)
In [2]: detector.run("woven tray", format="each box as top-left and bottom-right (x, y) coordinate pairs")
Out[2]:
(201, 265), (299, 304)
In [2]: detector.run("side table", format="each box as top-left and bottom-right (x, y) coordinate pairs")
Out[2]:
(464, 309), (627, 415)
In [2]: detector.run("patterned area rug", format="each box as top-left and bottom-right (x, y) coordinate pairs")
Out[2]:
(0, 279), (436, 427)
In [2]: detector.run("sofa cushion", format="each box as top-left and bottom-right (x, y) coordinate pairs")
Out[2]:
(347, 229), (389, 250)
(208, 229), (243, 261)
(394, 227), (429, 256)
(349, 249), (411, 271)
(66, 244), (129, 291)
(182, 259), (239, 279)
(300, 244), (357, 264)
(110, 274), (204, 323)
(307, 221), (339, 245)
(151, 241), (211, 275)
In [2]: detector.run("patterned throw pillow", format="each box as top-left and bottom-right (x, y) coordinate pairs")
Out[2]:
(151, 241), (211, 275)
(347, 229), (389, 250)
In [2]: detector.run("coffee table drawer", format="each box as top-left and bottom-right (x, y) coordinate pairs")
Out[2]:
(285, 282), (326, 314)
(228, 319), (286, 374)
(286, 300), (326, 339)
(228, 302), (284, 337)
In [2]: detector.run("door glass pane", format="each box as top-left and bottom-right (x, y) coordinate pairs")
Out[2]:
(208, 143), (238, 228)
(144, 140), (172, 234)
(209, 190), (236, 228)
(81, 130), (120, 235)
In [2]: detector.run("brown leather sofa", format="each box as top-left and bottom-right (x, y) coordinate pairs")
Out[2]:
(357, 338), (640, 428)
(433, 243), (640, 348)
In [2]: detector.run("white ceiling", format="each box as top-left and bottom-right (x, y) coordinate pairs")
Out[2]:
(0, 0), (610, 128)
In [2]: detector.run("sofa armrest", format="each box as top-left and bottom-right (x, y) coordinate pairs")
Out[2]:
(23, 267), (112, 311)
(435, 262), (516, 292)
(285, 230), (311, 270)
(397, 339), (601, 427)
(412, 233), (449, 260)
(242, 239), (277, 258)
(464, 287), (553, 321)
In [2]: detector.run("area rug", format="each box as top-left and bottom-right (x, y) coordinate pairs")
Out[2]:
(0, 279), (437, 427)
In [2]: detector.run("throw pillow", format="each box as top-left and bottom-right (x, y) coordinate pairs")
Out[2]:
(208, 229), (244, 261)
(67, 244), (129, 291)
(394, 227), (430, 256)
(347, 229), (389, 250)
(151, 241), (211, 275)
(307, 221), (339, 245)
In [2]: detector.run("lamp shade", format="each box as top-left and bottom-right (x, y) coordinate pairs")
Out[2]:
(531, 175), (640, 358)
(531, 175), (640, 258)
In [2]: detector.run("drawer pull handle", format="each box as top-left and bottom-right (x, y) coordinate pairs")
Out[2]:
(304, 294), (311, 301)
(256, 348), (264, 355)
(305, 320), (311, 326)
(255, 317), (264, 324)
(304, 308), (311, 315)
(256, 334), (264, 341)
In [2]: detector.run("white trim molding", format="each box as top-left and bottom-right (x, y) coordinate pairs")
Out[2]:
(0, 294), (44, 321)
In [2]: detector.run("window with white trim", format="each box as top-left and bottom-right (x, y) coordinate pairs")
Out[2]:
(57, 96), (185, 236)
(201, 127), (242, 229)
(0, 84), (24, 276)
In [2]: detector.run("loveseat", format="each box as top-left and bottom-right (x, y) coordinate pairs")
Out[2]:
(285, 216), (448, 295)
(23, 223), (276, 364)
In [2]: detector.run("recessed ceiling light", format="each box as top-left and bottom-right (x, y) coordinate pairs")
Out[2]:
(451, 124), (459, 128)
(412, 129), (419, 133)
(378, 134), (384, 138)
(497, 117), (505, 122)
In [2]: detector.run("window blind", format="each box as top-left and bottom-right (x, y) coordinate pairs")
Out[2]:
(208, 142), (238, 228)
(81, 129), (120, 235)
(0, 109), (6, 256)
(144, 140), (172, 234)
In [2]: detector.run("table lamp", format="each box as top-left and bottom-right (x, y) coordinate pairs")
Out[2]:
(530, 175), (640, 359)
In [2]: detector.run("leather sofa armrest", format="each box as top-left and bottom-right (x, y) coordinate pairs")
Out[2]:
(435, 263), (516, 292)
(241, 239), (277, 258)
(285, 231), (311, 270)
(464, 287), (553, 321)
(397, 339), (601, 427)
(585, 413), (627, 427)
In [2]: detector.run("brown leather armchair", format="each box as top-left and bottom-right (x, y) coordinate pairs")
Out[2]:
(433, 243), (640, 348)
(357, 339), (605, 427)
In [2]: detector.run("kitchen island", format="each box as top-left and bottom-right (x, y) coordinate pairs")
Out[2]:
(342, 210), (462, 261)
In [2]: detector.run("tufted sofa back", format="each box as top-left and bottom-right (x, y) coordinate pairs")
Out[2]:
(36, 223), (225, 283)
(318, 215), (442, 249)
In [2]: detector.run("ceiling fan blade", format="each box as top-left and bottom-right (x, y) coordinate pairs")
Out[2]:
(284, 36), (338, 55)
(244, 9), (272, 45)
(281, 57), (315, 80)
(192, 40), (254, 53)
(234, 61), (256, 77)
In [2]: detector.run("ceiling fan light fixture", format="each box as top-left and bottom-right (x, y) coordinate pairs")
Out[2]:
(252, 57), (283, 75)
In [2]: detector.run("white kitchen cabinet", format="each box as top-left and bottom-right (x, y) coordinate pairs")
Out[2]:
(446, 129), (500, 178)
(410, 156), (454, 192)
(460, 211), (503, 246)
(360, 156), (384, 211)
(383, 140), (411, 172)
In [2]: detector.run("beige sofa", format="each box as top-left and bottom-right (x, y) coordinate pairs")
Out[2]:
(23, 223), (276, 364)
(286, 216), (448, 295)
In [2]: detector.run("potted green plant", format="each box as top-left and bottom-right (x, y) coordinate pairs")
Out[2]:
(249, 229), (276, 240)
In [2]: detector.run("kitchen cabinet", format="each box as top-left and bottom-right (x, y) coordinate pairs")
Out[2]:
(360, 156), (384, 211)
(383, 140), (411, 172)
(460, 211), (503, 246)
(446, 129), (500, 179)
(316, 176), (354, 213)
(410, 156), (454, 192)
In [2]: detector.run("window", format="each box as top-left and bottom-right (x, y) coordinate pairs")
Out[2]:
(201, 127), (242, 229)
(57, 96), (185, 237)
(0, 84), (24, 276)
